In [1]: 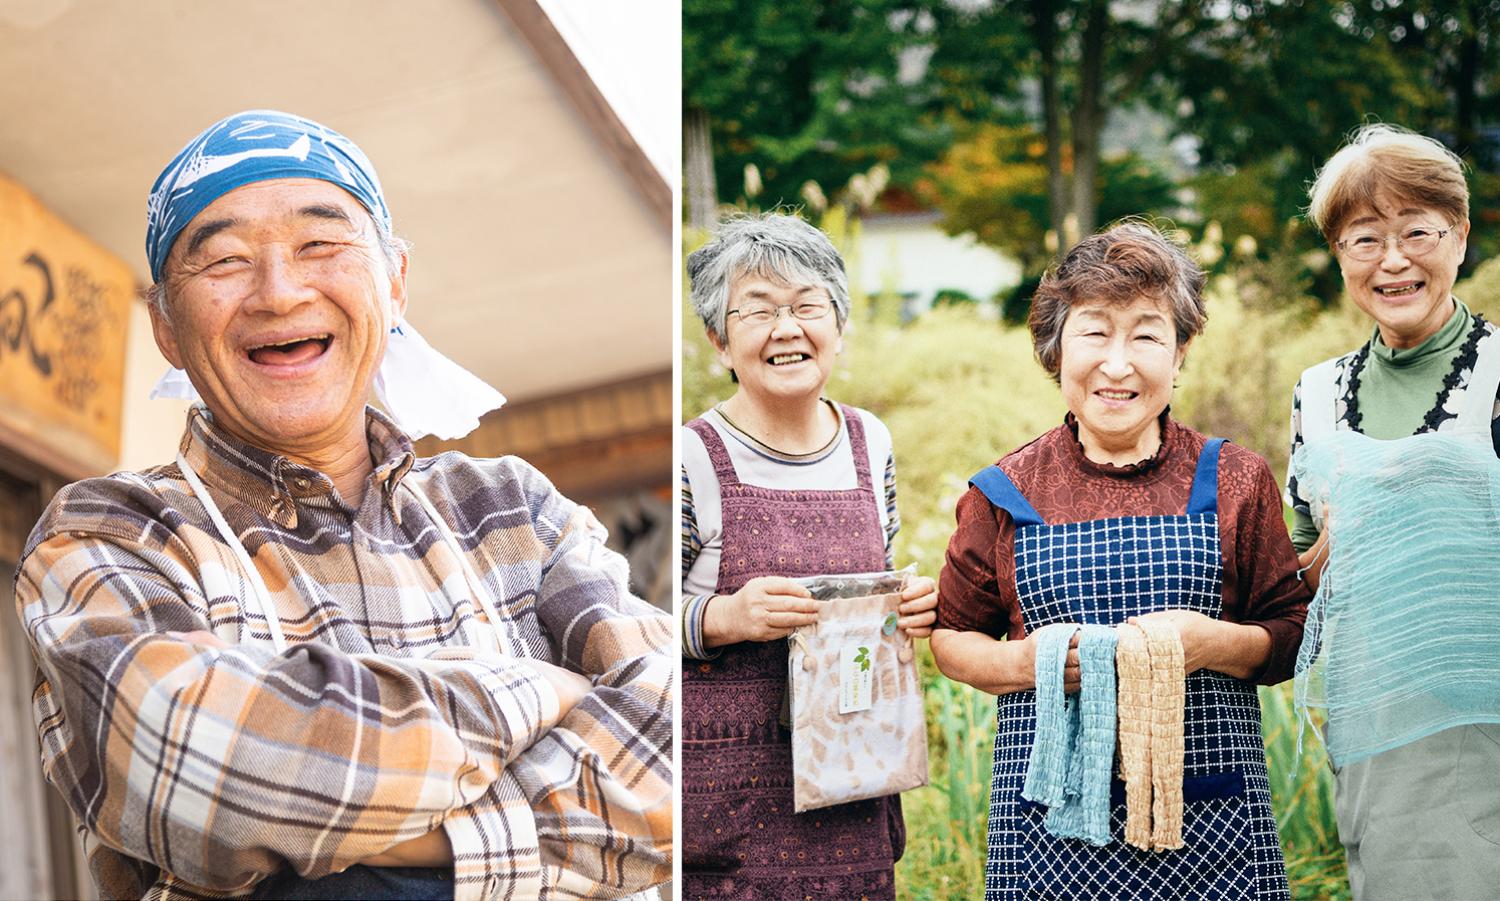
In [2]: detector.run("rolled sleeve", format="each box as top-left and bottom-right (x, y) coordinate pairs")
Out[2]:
(512, 461), (674, 895)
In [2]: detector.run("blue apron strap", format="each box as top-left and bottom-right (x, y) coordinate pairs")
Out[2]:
(969, 465), (1046, 527)
(1186, 438), (1226, 516)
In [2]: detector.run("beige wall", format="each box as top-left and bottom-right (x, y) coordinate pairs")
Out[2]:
(119, 301), (192, 473)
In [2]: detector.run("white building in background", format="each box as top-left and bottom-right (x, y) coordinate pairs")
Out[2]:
(852, 210), (1022, 318)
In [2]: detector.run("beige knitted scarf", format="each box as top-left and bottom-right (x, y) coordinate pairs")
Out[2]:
(1115, 620), (1185, 852)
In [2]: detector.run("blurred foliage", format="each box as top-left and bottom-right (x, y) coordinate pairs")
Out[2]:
(686, 0), (1500, 304)
(682, 0), (951, 209)
(917, 123), (1179, 277)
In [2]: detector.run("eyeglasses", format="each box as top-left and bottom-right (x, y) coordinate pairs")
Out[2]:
(1335, 225), (1453, 262)
(727, 300), (833, 327)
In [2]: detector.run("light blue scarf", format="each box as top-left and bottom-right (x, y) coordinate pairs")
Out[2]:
(1046, 624), (1118, 845)
(1022, 622), (1119, 847)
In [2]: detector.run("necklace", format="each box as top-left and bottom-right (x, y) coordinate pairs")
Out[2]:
(1343, 313), (1490, 434)
(714, 399), (842, 459)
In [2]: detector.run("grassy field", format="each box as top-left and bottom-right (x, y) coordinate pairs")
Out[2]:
(682, 240), (1500, 899)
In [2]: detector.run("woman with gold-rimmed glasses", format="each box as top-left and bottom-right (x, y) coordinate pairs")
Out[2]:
(679, 213), (938, 899)
(1288, 124), (1500, 899)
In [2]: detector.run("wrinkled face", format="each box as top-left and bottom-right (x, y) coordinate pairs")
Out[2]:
(710, 273), (842, 405)
(150, 178), (406, 455)
(1335, 198), (1468, 349)
(1058, 296), (1185, 456)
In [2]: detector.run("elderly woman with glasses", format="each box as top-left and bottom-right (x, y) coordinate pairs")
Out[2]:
(1287, 125), (1500, 899)
(680, 213), (938, 900)
(934, 222), (1308, 899)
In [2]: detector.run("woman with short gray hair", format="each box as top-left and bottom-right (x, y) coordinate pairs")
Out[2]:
(680, 212), (937, 899)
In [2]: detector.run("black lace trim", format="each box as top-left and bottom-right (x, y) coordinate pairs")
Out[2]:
(1343, 343), (1371, 434)
(1343, 313), (1489, 435)
(1419, 313), (1489, 434)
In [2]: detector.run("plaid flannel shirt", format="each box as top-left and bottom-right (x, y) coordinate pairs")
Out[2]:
(14, 407), (672, 900)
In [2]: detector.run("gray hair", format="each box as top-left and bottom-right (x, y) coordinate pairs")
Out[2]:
(146, 230), (410, 320)
(687, 212), (851, 344)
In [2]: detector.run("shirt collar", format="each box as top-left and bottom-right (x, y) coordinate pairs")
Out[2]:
(1063, 407), (1178, 479)
(178, 405), (417, 527)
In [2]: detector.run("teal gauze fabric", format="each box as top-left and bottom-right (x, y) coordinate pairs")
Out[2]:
(1292, 429), (1500, 767)
(1022, 623), (1080, 808)
(1047, 624), (1119, 845)
(1021, 622), (1119, 846)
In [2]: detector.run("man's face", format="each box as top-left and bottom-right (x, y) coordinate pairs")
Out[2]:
(150, 178), (407, 456)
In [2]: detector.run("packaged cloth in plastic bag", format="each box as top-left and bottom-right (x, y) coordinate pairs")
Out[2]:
(786, 567), (930, 812)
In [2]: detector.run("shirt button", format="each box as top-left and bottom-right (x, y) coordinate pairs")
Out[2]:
(388, 634), (405, 650)
(293, 477), (310, 490)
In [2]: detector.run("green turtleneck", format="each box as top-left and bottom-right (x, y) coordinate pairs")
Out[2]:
(1291, 298), (1474, 550)
(1355, 298), (1473, 439)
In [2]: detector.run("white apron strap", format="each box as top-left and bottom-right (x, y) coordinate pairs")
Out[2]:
(404, 479), (527, 657)
(176, 453), (287, 653)
(1457, 329), (1500, 435)
(1299, 358), (1341, 447)
(1296, 358), (1343, 534)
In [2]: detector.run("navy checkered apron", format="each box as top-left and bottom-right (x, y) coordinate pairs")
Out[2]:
(971, 438), (1290, 900)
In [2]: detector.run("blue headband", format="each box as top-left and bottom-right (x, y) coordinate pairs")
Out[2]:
(145, 109), (391, 282)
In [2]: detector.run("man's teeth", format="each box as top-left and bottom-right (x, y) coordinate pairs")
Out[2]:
(770, 353), (808, 365)
(250, 333), (331, 350)
(1098, 390), (1134, 399)
(1376, 284), (1421, 297)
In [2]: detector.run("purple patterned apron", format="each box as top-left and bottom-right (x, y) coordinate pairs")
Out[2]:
(683, 406), (903, 901)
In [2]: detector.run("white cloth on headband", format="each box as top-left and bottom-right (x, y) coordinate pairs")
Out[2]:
(149, 318), (505, 441)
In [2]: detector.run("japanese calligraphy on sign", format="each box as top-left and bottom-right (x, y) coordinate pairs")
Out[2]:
(0, 175), (129, 476)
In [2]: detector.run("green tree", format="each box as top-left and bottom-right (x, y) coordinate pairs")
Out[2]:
(919, 122), (1177, 277)
(1161, 0), (1500, 291)
(682, 0), (951, 225)
(926, 0), (1205, 247)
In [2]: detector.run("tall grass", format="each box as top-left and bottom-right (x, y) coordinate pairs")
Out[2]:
(1261, 685), (1349, 900)
(896, 643), (996, 901)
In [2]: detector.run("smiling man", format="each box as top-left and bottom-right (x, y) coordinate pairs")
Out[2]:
(14, 111), (671, 901)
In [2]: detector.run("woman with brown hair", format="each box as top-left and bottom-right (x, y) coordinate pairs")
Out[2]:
(934, 221), (1308, 899)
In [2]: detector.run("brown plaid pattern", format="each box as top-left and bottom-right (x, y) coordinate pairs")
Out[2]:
(14, 407), (672, 900)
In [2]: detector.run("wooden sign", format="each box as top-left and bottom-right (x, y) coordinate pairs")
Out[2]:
(0, 175), (130, 478)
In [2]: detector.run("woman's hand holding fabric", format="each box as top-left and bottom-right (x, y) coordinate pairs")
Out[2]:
(1128, 609), (1271, 680)
(897, 576), (939, 638)
(1298, 509), (1331, 594)
(1054, 631), (1082, 693)
(703, 577), (821, 646)
(930, 627), (1080, 695)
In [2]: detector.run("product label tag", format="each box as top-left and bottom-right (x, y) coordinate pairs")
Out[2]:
(839, 642), (875, 713)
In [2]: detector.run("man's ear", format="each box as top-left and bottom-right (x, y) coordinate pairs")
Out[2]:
(148, 297), (184, 369)
(388, 249), (410, 321)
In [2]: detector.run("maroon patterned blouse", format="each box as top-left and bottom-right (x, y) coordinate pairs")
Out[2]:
(937, 416), (1310, 684)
